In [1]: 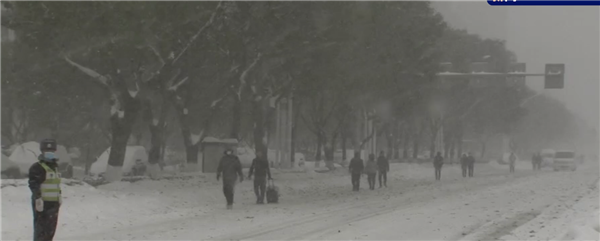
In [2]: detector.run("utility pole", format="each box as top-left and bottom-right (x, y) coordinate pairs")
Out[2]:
(436, 62), (565, 157)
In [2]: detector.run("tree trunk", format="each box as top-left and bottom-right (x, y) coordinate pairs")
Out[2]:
(341, 132), (347, 161)
(449, 141), (455, 160)
(324, 135), (335, 170)
(386, 132), (393, 160)
(230, 96), (242, 140)
(403, 126), (409, 159)
(457, 121), (464, 157)
(412, 136), (420, 160)
(429, 133), (436, 159)
(316, 133), (323, 161)
(252, 99), (267, 158)
(105, 95), (140, 182)
(480, 140), (486, 159)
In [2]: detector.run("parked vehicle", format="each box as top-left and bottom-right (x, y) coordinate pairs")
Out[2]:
(553, 150), (577, 171)
(540, 149), (556, 169)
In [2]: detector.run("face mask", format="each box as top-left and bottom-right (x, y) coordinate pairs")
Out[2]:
(226, 151), (232, 155)
(43, 152), (56, 161)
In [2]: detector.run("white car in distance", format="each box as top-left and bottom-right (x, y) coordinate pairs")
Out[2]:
(553, 150), (577, 171)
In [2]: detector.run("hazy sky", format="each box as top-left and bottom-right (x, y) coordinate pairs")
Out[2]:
(433, 2), (599, 129)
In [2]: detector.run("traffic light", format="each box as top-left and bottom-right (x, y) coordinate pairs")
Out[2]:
(544, 63), (565, 89)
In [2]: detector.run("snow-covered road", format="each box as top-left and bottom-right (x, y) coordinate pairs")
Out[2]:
(48, 162), (598, 241)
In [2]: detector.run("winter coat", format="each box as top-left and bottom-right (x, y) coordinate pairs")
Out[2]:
(509, 154), (516, 164)
(364, 160), (378, 174)
(249, 157), (272, 179)
(467, 155), (476, 165)
(434, 155), (444, 167)
(217, 154), (243, 184)
(349, 157), (365, 174)
(29, 155), (60, 200)
(377, 156), (390, 172)
(460, 156), (469, 166)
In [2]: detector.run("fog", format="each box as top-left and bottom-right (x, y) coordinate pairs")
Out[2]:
(433, 3), (600, 129)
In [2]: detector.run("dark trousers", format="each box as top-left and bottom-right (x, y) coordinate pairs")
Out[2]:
(468, 163), (474, 177)
(434, 166), (442, 180)
(461, 164), (468, 177)
(253, 177), (267, 203)
(351, 173), (361, 191)
(32, 201), (60, 241)
(378, 171), (387, 187)
(367, 174), (376, 190)
(223, 182), (235, 206)
(509, 164), (515, 173)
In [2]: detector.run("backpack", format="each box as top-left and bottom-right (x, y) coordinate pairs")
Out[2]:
(266, 179), (279, 204)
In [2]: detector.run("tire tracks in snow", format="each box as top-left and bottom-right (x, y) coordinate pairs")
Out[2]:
(457, 175), (600, 241)
(217, 170), (551, 240)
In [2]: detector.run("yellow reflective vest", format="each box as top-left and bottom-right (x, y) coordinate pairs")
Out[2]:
(39, 162), (61, 202)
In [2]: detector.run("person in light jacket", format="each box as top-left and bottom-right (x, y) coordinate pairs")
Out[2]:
(364, 154), (378, 190)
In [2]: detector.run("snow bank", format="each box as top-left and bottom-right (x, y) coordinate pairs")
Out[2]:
(1, 179), (192, 241)
(9, 142), (72, 174)
(1, 153), (18, 171)
(89, 146), (148, 176)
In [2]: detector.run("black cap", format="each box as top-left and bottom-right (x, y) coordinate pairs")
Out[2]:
(40, 139), (57, 152)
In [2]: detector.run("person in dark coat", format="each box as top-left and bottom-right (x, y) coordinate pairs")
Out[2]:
(29, 139), (62, 241)
(531, 153), (537, 170)
(364, 154), (378, 190)
(376, 151), (389, 188)
(460, 153), (469, 178)
(248, 150), (272, 204)
(467, 152), (475, 177)
(433, 152), (444, 181)
(216, 148), (244, 210)
(348, 152), (364, 191)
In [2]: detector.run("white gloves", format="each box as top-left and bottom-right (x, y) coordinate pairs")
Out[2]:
(35, 198), (44, 212)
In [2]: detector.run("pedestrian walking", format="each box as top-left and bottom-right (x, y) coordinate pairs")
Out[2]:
(216, 148), (244, 210)
(433, 152), (444, 181)
(364, 154), (378, 190)
(348, 152), (364, 191)
(467, 152), (475, 177)
(29, 139), (62, 241)
(535, 152), (542, 170)
(376, 151), (389, 188)
(248, 151), (272, 204)
(509, 152), (516, 173)
(460, 153), (468, 178)
(531, 153), (537, 170)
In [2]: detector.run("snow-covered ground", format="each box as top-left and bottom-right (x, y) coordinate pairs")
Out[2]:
(1, 161), (597, 240)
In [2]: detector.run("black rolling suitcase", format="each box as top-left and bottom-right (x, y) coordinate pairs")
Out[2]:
(266, 179), (279, 204)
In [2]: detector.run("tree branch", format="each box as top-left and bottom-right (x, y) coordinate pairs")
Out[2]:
(172, 1), (223, 64)
(168, 76), (188, 92)
(63, 56), (109, 86)
(237, 52), (262, 99)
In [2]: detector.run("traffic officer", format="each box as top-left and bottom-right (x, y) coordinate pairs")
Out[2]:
(28, 139), (62, 241)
